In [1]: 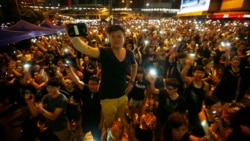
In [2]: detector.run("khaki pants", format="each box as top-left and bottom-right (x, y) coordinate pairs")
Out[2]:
(101, 95), (128, 128)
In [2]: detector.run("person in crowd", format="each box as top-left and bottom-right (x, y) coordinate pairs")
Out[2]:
(196, 39), (211, 66)
(154, 41), (168, 70)
(238, 54), (250, 102)
(106, 118), (138, 141)
(21, 89), (59, 141)
(149, 76), (187, 139)
(165, 51), (189, 95)
(26, 71), (47, 101)
(37, 77), (70, 141)
(128, 69), (149, 124)
(60, 78), (82, 141)
(142, 46), (156, 71)
(199, 96), (227, 141)
(160, 112), (207, 141)
(181, 59), (210, 137)
(67, 66), (102, 141)
(81, 55), (97, 84)
(213, 55), (242, 103)
(56, 58), (68, 77)
(70, 25), (138, 131)
(227, 106), (250, 141)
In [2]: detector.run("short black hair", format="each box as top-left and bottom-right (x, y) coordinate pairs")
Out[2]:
(192, 65), (205, 72)
(89, 75), (100, 83)
(107, 25), (125, 35)
(137, 69), (144, 74)
(47, 77), (61, 87)
(165, 78), (180, 88)
(168, 112), (188, 129)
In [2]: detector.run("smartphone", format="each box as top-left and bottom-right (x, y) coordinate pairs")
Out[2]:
(66, 23), (88, 37)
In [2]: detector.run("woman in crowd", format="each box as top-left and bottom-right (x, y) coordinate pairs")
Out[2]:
(160, 112), (207, 141)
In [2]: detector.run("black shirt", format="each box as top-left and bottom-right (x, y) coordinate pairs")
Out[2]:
(99, 47), (136, 99)
(130, 79), (148, 101)
(157, 90), (187, 125)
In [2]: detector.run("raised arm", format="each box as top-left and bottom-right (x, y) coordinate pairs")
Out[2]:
(67, 66), (85, 90)
(148, 75), (160, 95)
(70, 37), (100, 58)
(181, 58), (193, 85)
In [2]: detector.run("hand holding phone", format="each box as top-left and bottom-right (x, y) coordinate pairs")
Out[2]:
(66, 23), (88, 37)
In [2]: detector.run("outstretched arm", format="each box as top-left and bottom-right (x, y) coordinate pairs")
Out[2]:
(70, 37), (100, 58)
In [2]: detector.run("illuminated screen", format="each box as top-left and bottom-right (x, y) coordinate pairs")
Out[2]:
(178, 0), (211, 13)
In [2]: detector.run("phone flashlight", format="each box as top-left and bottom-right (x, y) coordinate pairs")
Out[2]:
(64, 48), (68, 52)
(23, 63), (31, 69)
(225, 42), (230, 47)
(149, 69), (157, 76)
(220, 42), (225, 47)
(65, 60), (70, 64)
(189, 53), (196, 57)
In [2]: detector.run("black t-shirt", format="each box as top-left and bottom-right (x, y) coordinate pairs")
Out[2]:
(157, 90), (187, 124)
(62, 87), (81, 121)
(42, 94), (68, 131)
(213, 65), (242, 102)
(99, 47), (136, 99)
(80, 85), (101, 116)
(130, 79), (149, 100)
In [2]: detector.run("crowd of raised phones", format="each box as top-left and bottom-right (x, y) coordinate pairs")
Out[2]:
(0, 18), (250, 141)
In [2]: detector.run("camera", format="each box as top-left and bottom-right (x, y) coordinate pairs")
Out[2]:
(66, 23), (88, 37)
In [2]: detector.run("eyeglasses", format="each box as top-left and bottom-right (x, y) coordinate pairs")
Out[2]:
(166, 86), (176, 90)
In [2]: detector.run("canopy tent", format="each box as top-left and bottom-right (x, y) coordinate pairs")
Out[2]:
(0, 20), (66, 46)
(0, 30), (32, 46)
(6, 20), (63, 37)
(40, 21), (65, 32)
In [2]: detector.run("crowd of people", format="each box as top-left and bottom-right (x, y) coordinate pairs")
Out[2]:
(0, 18), (250, 141)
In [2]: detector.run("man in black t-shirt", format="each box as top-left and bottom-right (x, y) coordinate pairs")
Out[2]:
(70, 25), (138, 130)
